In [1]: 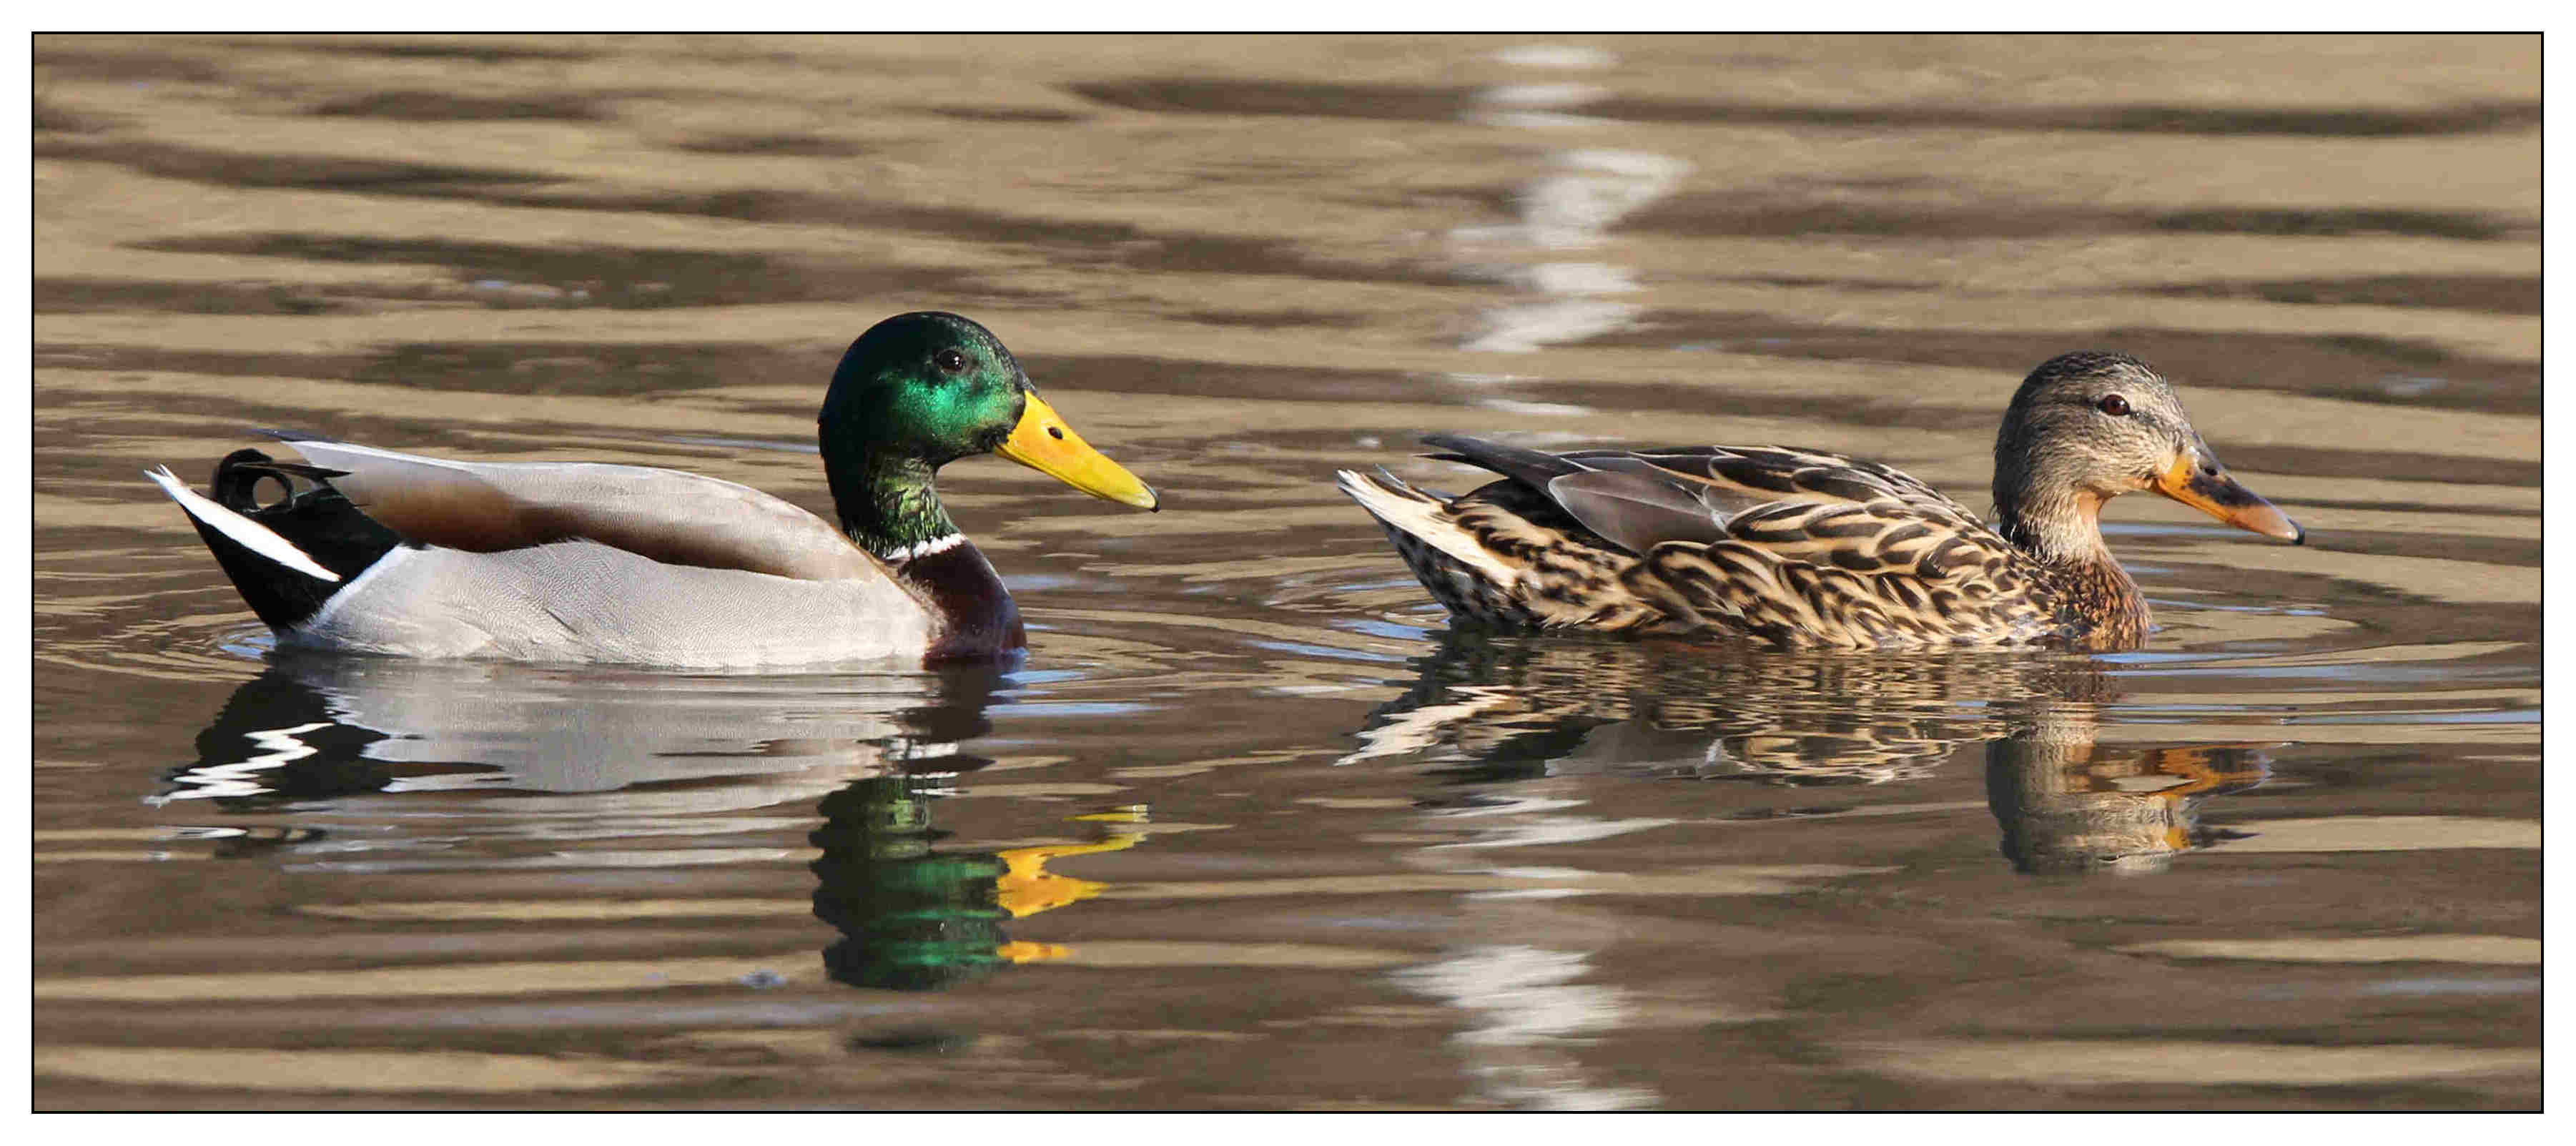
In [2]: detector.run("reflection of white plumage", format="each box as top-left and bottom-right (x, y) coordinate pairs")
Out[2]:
(163, 654), (999, 829)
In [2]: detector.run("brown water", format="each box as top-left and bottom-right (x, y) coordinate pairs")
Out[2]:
(31, 34), (2540, 1111)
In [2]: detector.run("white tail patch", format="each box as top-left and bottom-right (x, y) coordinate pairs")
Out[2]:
(1334, 469), (1521, 586)
(146, 467), (342, 583)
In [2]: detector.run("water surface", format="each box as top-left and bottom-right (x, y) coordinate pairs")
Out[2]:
(32, 34), (2540, 1110)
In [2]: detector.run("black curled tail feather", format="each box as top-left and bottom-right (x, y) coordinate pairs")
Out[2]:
(190, 450), (403, 629)
(1418, 433), (1589, 490)
(211, 448), (350, 512)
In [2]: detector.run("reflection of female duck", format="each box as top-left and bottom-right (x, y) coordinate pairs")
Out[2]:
(1344, 632), (2273, 873)
(1985, 707), (2272, 876)
(1341, 352), (2301, 650)
(1341, 630), (2108, 785)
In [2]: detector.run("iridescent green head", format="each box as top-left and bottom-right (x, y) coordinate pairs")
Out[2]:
(821, 312), (1037, 467)
(818, 312), (1155, 557)
(820, 310), (1158, 498)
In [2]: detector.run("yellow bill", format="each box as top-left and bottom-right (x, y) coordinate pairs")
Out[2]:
(2149, 454), (2302, 543)
(995, 392), (1159, 510)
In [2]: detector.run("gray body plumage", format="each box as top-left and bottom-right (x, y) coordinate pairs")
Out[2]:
(155, 312), (1161, 668)
(159, 438), (939, 668)
(292, 540), (931, 667)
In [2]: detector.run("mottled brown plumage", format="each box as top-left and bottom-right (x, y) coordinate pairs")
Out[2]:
(1338, 352), (2303, 651)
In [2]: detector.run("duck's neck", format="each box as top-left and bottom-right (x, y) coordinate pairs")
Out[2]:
(900, 538), (1025, 661)
(1995, 485), (2150, 648)
(826, 453), (1025, 659)
(1995, 485), (2113, 568)
(829, 454), (962, 563)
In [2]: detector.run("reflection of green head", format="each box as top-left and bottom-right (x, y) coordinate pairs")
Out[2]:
(819, 311), (1032, 470)
(811, 776), (1013, 992)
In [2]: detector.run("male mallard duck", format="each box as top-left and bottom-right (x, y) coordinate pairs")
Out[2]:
(1337, 352), (2301, 651)
(149, 312), (1158, 667)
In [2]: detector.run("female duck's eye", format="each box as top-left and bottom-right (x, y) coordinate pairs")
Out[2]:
(933, 349), (968, 375)
(2096, 394), (2132, 416)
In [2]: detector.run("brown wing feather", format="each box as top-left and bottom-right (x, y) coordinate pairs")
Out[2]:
(282, 440), (884, 582)
(1561, 446), (2052, 648)
(1361, 440), (2067, 649)
(1599, 446), (1981, 522)
(1552, 445), (2007, 583)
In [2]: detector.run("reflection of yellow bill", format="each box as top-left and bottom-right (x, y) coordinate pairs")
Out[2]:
(997, 940), (1072, 964)
(2148, 455), (2302, 543)
(996, 392), (1159, 510)
(995, 834), (1143, 919)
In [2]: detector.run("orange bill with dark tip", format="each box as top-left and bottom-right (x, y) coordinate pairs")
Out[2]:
(995, 392), (1159, 510)
(2149, 455), (2302, 544)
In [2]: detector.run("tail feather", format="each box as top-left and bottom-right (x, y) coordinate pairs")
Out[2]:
(1418, 433), (1588, 488)
(152, 450), (403, 630)
(148, 467), (342, 583)
(1333, 468), (1521, 588)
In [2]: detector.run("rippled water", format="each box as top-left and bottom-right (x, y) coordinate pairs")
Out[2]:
(32, 34), (2540, 1110)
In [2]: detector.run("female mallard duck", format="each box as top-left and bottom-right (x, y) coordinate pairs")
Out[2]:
(1338, 352), (2301, 651)
(149, 312), (1158, 667)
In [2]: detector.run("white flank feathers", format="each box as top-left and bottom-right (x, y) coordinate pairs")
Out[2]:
(145, 466), (342, 583)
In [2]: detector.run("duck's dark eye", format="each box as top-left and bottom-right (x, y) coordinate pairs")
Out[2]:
(933, 349), (968, 375)
(2096, 393), (2132, 416)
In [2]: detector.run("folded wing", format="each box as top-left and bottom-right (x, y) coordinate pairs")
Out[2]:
(276, 434), (884, 582)
(1431, 435), (2003, 584)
